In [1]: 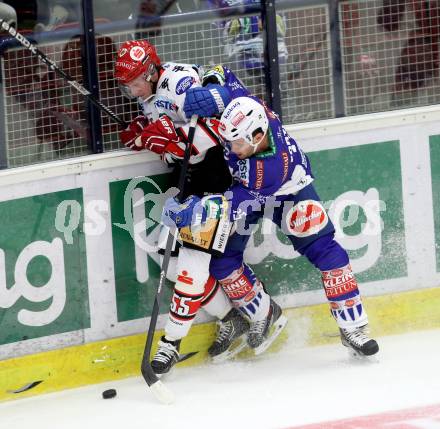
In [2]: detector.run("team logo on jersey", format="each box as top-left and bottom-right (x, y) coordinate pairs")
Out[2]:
(286, 200), (328, 237)
(176, 76), (195, 95)
(129, 46), (145, 61)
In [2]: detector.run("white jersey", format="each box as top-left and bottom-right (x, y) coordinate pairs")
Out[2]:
(140, 62), (202, 127)
(139, 62), (222, 164)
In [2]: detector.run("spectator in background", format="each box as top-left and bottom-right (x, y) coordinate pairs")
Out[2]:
(377, 0), (440, 104)
(203, 0), (291, 118)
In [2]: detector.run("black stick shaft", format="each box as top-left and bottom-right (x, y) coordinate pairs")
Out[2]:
(141, 115), (198, 387)
(0, 20), (127, 128)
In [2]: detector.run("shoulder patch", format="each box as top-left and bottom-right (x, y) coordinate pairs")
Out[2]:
(175, 76), (196, 95)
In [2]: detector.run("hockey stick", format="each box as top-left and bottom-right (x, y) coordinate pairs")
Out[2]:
(0, 19), (127, 128)
(140, 114), (198, 404)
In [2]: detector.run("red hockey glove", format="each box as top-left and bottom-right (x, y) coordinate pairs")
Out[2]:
(119, 115), (148, 151)
(140, 115), (183, 155)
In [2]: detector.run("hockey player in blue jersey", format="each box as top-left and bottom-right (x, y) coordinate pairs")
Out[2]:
(165, 96), (379, 357)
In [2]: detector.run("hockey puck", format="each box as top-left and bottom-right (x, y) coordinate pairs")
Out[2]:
(102, 389), (117, 399)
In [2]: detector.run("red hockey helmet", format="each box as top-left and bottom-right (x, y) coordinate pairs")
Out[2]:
(114, 40), (161, 85)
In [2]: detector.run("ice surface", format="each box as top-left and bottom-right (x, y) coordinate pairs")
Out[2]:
(1, 329), (439, 429)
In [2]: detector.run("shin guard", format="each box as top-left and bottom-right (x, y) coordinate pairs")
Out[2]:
(321, 264), (368, 330)
(218, 264), (270, 321)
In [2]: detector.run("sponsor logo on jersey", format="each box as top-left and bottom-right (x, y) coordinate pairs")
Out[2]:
(281, 151), (289, 182)
(230, 81), (244, 91)
(176, 76), (195, 95)
(154, 99), (178, 112)
(231, 111), (245, 127)
(255, 160), (264, 189)
(322, 265), (359, 299)
(119, 48), (128, 57)
(129, 46), (145, 61)
(286, 199), (328, 237)
(236, 159), (249, 186)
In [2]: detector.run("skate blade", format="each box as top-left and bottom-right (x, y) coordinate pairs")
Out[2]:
(347, 348), (380, 363)
(211, 335), (248, 364)
(254, 315), (288, 356)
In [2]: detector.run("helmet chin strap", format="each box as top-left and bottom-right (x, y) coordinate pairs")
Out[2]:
(142, 74), (157, 102)
(249, 130), (268, 153)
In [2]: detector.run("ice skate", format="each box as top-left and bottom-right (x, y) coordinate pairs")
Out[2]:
(247, 299), (288, 355)
(209, 308), (250, 363)
(151, 336), (181, 375)
(340, 325), (379, 359)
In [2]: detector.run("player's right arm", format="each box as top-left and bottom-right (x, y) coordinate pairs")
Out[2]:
(183, 65), (252, 119)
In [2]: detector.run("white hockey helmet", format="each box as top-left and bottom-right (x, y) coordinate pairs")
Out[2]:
(219, 97), (269, 148)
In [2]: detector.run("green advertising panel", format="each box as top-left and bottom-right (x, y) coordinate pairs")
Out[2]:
(251, 141), (407, 295)
(110, 174), (174, 322)
(110, 141), (406, 321)
(430, 135), (440, 272)
(0, 189), (89, 345)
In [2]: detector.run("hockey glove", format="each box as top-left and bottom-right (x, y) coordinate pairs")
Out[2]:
(183, 84), (231, 118)
(140, 115), (184, 156)
(119, 115), (148, 150)
(162, 195), (207, 228)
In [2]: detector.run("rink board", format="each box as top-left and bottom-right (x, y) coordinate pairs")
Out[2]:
(1, 287), (439, 401)
(1, 105), (440, 401)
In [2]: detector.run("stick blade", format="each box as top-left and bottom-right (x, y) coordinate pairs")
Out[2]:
(149, 380), (174, 405)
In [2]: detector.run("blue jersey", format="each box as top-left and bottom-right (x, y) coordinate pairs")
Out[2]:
(202, 65), (251, 100)
(223, 102), (314, 221)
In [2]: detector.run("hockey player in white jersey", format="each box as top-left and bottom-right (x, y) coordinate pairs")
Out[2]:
(114, 40), (260, 374)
